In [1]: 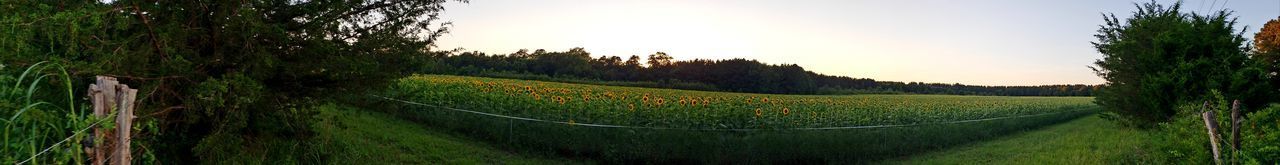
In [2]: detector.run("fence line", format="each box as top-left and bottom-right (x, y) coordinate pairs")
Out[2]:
(374, 95), (1093, 132)
(16, 110), (115, 165)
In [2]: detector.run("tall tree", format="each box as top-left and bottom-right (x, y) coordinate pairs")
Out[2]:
(625, 55), (643, 67)
(647, 52), (674, 67)
(1, 0), (465, 162)
(1091, 2), (1267, 126)
(1254, 17), (1280, 90)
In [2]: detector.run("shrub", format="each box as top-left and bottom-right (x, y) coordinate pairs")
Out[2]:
(1154, 90), (1280, 164)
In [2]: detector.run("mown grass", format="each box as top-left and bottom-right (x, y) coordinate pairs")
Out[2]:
(309, 104), (573, 164)
(883, 115), (1164, 164)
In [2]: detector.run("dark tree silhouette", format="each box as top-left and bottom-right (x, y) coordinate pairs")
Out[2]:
(1091, 2), (1272, 126)
(422, 47), (1097, 96)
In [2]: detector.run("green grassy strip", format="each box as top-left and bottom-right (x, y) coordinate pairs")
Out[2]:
(309, 104), (572, 164)
(388, 103), (1093, 163)
(882, 115), (1165, 164)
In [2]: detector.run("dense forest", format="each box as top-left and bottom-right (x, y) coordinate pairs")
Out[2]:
(421, 48), (1099, 96)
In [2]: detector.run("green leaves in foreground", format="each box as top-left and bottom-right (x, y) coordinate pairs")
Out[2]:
(1156, 92), (1280, 164)
(1, 1), (464, 163)
(1, 62), (95, 164)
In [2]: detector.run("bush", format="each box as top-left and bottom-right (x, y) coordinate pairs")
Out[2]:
(1240, 104), (1280, 164)
(1154, 91), (1280, 164)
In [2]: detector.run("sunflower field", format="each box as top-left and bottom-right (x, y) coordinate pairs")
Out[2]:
(375, 75), (1097, 163)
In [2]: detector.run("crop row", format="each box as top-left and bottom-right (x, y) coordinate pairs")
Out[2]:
(373, 75), (1097, 163)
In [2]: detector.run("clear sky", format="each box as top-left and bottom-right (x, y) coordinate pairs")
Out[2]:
(434, 0), (1280, 86)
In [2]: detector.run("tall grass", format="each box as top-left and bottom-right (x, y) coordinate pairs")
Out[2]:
(1, 61), (93, 164)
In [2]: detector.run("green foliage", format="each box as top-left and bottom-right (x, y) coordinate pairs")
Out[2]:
(1153, 91), (1280, 164)
(1090, 1), (1270, 127)
(0, 62), (91, 164)
(1152, 96), (1221, 163)
(1240, 104), (1280, 164)
(0, 0), (464, 163)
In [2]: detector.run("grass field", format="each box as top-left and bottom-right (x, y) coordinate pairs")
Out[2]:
(310, 104), (571, 164)
(371, 75), (1098, 163)
(314, 108), (1159, 164)
(884, 115), (1163, 164)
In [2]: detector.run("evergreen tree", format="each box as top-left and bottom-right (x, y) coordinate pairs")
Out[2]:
(0, 0), (465, 162)
(1090, 2), (1269, 126)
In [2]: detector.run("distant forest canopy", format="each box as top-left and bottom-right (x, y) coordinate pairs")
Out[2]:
(420, 47), (1098, 96)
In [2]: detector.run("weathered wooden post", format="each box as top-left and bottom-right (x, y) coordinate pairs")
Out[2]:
(1201, 101), (1221, 165)
(89, 76), (137, 165)
(1230, 100), (1240, 165)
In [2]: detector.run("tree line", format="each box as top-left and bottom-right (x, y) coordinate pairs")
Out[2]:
(421, 48), (1098, 96)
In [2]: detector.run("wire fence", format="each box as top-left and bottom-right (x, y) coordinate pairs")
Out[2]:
(15, 110), (116, 165)
(374, 95), (1095, 132)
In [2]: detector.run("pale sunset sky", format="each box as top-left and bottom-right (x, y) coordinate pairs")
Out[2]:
(434, 0), (1280, 86)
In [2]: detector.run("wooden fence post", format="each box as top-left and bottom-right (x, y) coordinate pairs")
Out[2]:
(89, 76), (137, 165)
(1201, 101), (1221, 165)
(1230, 100), (1240, 165)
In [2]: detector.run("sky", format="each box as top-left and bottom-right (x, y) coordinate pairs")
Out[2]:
(433, 0), (1280, 86)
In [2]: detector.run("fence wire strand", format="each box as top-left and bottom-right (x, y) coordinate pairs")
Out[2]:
(16, 110), (116, 165)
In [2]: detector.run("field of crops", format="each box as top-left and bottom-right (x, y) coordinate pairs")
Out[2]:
(375, 75), (1097, 163)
